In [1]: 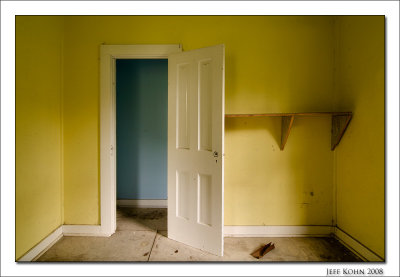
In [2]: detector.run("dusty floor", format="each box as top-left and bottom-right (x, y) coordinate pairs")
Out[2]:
(36, 207), (362, 262)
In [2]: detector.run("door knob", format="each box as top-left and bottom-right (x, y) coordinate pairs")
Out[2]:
(213, 151), (219, 157)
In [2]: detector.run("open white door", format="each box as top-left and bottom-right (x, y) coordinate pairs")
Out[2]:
(168, 45), (225, 256)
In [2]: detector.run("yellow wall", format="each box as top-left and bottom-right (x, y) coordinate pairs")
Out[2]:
(225, 116), (333, 225)
(15, 16), (64, 260)
(15, 15), (384, 260)
(334, 16), (385, 259)
(62, 16), (336, 225)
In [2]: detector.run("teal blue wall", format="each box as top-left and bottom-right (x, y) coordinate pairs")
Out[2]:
(116, 59), (167, 199)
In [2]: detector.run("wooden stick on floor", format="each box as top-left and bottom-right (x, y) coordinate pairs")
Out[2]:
(250, 242), (275, 259)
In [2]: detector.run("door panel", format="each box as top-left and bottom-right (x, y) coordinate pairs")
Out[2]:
(198, 173), (212, 226)
(176, 63), (190, 150)
(198, 59), (213, 152)
(176, 170), (190, 220)
(168, 45), (225, 256)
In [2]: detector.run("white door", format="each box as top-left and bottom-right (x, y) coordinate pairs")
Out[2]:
(167, 45), (225, 256)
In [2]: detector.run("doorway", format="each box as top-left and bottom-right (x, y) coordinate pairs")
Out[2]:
(99, 44), (182, 236)
(99, 44), (225, 256)
(115, 59), (168, 206)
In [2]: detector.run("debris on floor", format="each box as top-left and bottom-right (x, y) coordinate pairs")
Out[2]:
(251, 242), (275, 259)
(36, 207), (362, 262)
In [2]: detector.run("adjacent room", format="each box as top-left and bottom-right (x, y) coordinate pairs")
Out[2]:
(15, 15), (384, 262)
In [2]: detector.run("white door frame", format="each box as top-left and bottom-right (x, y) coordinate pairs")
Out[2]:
(99, 44), (182, 235)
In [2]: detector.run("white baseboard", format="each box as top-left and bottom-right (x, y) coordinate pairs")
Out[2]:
(117, 199), (167, 208)
(18, 226), (63, 262)
(62, 225), (111, 237)
(18, 224), (384, 262)
(224, 225), (384, 262)
(334, 227), (384, 262)
(18, 225), (112, 261)
(224, 225), (334, 237)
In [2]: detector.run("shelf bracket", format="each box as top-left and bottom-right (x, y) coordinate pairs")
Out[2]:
(280, 115), (295, 150)
(331, 114), (352, 150)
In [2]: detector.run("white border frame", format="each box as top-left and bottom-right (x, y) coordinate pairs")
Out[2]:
(4, 1), (398, 275)
(99, 44), (182, 235)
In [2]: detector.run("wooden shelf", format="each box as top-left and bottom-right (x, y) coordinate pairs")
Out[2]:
(225, 112), (352, 150)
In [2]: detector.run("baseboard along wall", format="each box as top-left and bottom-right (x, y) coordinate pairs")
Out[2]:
(224, 225), (334, 237)
(116, 199), (167, 208)
(62, 225), (110, 237)
(18, 226), (63, 262)
(334, 227), (384, 262)
(18, 224), (383, 262)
